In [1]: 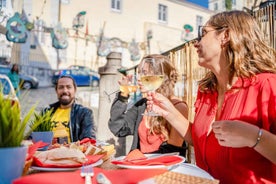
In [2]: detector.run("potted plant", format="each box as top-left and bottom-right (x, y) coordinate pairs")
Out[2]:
(0, 90), (35, 183)
(27, 109), (54, 151)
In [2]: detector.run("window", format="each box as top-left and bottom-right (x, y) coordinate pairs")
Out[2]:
(158, 4), (167, 22)
(214, 3), (218, 10)
(111, 0), (121, 12)
(196, 15), (203, 30)
(34, 19), (45, 44)
(232, 0), (236, 6)
(0, 0), (6, 8)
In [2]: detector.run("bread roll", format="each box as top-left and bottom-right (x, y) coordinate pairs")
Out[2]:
(36, 147), (87, 165)
(101, 144), (116, 161)
(85, 144), (103, 155)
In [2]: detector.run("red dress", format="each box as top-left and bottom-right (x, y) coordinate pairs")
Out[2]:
(138, 116), (165, 153)
(192, 73), (276, 184)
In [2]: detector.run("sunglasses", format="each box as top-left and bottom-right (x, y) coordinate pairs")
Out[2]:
(197, 26), (227, 41)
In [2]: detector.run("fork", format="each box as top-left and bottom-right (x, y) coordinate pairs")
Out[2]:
(80, 164), (94, 184)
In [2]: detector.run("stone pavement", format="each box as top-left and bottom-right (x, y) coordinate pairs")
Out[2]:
(20, 86), (99, 121)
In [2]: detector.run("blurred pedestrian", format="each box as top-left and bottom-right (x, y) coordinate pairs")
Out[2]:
(8, 64), (20, 97)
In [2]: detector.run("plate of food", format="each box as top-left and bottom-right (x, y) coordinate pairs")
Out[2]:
(111, 149), (185, 169)
(31, 147), (104, 171)
(31, 159), (103, 172)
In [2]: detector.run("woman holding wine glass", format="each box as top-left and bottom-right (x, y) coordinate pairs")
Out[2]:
(108, 54), (189, 157)
(146, 11), (276, 183)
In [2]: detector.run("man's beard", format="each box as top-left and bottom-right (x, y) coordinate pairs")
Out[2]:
(59, 96), (74, 106)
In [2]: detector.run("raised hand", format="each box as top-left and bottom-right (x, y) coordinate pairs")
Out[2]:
(146, 92), (175, 118)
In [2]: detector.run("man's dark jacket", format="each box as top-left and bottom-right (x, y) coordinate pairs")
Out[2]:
(108, 93), (187, 157)
(42, 101), (96, 142)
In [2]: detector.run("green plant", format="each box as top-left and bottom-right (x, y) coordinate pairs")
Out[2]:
(225, 0), (232, 10)
(0, 92), (35, 147)
(28, 109), (54, 133)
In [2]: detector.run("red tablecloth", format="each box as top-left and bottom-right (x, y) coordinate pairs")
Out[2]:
(13, 167), (167, 184)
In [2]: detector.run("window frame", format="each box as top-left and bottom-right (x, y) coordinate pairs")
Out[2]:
(111, 0), (122, 12)
(158, 4), (168, 23)
(196, 15), (203, 35)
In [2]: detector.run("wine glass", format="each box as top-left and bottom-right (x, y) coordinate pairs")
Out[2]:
(139, 57), (164, 116)
(119, 74), (139, 95)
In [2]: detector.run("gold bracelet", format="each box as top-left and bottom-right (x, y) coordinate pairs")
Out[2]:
(252, 128), (262, 148)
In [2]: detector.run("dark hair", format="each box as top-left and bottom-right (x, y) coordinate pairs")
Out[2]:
(11, 64), (19, 74)
(55, 75), (77, 90)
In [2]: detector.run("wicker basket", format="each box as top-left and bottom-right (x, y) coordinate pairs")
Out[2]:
(153, 171), (219, 184)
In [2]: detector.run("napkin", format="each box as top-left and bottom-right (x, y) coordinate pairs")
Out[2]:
(13, 167), (167, 184)
(26, 141), (49, 161)
(111, 155), (183, 166)
(80, 138), (96, 145)
(32, 154), (104, 168)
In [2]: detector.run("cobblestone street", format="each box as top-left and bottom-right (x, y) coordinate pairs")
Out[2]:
(20, 86), (99, 121)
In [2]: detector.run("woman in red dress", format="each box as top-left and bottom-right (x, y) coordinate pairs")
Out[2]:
(147, 10), (276, 184)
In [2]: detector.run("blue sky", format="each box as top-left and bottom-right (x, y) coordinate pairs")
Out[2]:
(186, 0), (209, 8)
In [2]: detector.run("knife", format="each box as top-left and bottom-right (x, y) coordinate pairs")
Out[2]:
(96, 172), (112, 184)
(146, 152), (180, 159)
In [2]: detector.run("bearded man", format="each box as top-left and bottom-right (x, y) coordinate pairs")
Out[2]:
(42, 75), (96, 144)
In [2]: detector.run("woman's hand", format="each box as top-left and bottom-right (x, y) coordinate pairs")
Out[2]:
(146, 92), (175, 117)
(118, 75), (132, 86)
(212, 120), (259, 148)
(118, 75), (133, 97)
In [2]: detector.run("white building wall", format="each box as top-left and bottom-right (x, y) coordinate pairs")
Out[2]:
(19, 0), (213, 70)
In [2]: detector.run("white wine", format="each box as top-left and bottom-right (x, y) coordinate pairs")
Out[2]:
(140, 75), (164, 91)
(120, 85), (138, 93)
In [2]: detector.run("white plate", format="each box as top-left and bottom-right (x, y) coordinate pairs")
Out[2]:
(112, 154), (185, 170)
(171, 163), (214, 180)
(31, 159), (103, 172)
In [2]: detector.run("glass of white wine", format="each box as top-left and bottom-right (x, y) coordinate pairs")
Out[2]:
(139, 57), (164, 116)
(119, 74), (139, 95)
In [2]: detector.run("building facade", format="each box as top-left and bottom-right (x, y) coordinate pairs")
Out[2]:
(208, 0), (268, 12)
(0, 0), (213, 86)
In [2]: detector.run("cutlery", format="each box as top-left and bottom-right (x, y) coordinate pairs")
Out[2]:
(146, 152), (180, 159)
(96, 172), (112, 184)
(80, 164), (94, 184)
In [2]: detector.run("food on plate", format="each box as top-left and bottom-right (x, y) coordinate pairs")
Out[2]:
(69, 141), (85, 152)
(85, 144), (104, 155)
(35, 147), (87, 165)
(124, 149), (147, 161)
(40, 140), (116, 162)
(101, 144), (116, 161)
(48, 140), (88, 152)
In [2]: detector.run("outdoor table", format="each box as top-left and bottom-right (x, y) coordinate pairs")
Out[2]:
(14, 158), (219, 184)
